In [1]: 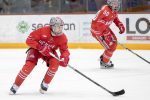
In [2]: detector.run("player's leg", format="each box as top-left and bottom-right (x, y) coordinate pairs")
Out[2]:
(39, 57), (59, 94)
(10, 49), (39, 94)
(101, 31), (117, 68)
(100, 42), (117, 68)
(94, 30), (117, 68)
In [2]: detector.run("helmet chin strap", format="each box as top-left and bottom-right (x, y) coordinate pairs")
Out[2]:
(51, 30), (63, 36)
(50, 25), (63, 36)
(109, 5), (119, 11)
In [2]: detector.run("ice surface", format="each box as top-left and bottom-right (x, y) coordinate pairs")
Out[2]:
(0, 49), (150, 100)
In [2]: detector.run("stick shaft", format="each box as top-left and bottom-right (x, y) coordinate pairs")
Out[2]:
(49, 52), (114, 95)
(118, 42), (150, 64)
(67, 64), (112, 94)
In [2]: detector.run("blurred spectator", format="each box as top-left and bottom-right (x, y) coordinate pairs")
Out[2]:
(5, 0), (32, 14)
(31, 0), (60, 14)
(0, 0), (4, 13)
(147, 0), (150, 5)
(31, 0), (47, 13)
(88, 0), (97, 12)
(122, 0), (149, 12)
(45, 0), (60, 13)
(0, 0), (150, 14)
(0, 0), (11, 14)
(61, 0), (86, 13)
(95, 0), (105, 10)
(69, 0), (81, 9)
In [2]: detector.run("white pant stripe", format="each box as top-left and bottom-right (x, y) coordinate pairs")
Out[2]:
(47, 70), (55, 76)
(103, 53), (111, 59)
(18, 73), (26, 79)
(20, 70), (28, 76)
(96, 36), (110, 49)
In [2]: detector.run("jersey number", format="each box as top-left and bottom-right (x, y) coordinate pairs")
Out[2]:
(103, 10), (109, 16)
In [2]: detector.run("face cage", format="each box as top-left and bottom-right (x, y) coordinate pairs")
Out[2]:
(112, 6), (120, 11)
(51, 25), (63, 36)
(110, 1), (120, 11)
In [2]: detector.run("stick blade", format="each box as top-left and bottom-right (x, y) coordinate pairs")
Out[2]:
(112, 89), (125, 96)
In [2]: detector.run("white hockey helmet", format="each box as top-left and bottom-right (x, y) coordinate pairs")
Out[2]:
(107, 0), (121, 11)
(50, 17), (64, 36)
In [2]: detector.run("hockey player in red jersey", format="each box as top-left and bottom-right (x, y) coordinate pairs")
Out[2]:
(10, 17), (70, 94)
(91, 0), (125, 68)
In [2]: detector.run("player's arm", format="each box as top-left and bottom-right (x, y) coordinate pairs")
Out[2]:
(26, 28), (51, 57)
(113, 16), (125, 34)
(59, 35), (70, 67)
(26, 29), (41, 49)
(93, 5), (110, 34)
(59, 43), (70, 58)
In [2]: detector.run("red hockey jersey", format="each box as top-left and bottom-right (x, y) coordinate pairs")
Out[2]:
(26, 26), (70, 57)
(91, 5), (123, 36)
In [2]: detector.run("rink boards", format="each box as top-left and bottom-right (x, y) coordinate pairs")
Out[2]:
(0, 14), (149, 49)
(0, 43), (149, 50)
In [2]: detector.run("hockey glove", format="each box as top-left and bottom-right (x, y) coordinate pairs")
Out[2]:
(37, 45), (51, 57)
(59, 56), (69, 67)
(118, 23), (125, 34)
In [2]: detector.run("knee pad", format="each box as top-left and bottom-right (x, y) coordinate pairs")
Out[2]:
(26, 48), (39, 65)
(108, 42), (117, 52)
(47, 58), (59, 72)
(22, 61), (36, 75)
(48, 63), (59, 72)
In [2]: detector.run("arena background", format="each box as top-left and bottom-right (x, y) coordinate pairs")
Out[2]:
(1, 1), (150, 100)
(0, 0), (150, 49)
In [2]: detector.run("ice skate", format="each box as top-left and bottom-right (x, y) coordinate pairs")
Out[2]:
(100, 56), (114, 69)
(9, 84), (19, 95)
(39, 81), (48, 94)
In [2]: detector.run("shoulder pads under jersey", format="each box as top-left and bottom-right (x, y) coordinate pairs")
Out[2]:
(101, 5), (111, 12)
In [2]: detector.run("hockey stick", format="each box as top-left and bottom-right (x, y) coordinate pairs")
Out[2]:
(117, 42), (150, 64)
(49, 52), (125, 96)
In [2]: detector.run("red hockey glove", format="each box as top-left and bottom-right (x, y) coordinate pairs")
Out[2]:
(37, 45), (51, 57)
(118, 23), (125, 34)
(59, 56), (69, 67)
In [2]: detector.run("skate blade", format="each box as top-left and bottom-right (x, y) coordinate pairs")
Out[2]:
(9, 91), (15, 95)
(100, 66), (114, 69)
(39, 88), (46, 94)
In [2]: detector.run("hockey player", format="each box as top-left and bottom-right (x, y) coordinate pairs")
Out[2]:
(91, 0), (125, 68)
(10, 17), (70, 94)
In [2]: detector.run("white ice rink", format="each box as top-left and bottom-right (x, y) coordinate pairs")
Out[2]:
(0, 49), (150, 100)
